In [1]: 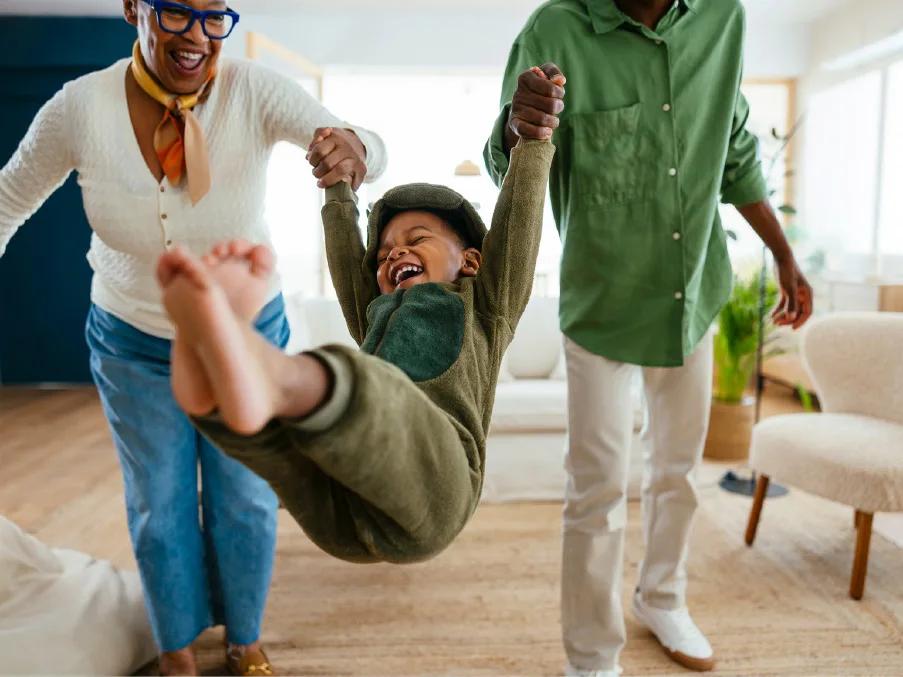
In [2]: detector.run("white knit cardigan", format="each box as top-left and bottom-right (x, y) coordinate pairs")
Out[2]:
(0, 58), (387, 338)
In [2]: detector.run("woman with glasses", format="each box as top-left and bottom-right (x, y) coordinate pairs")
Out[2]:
(0, 0), (386, 674)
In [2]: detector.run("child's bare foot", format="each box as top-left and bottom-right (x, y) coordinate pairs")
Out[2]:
(158, 248), (216, 416)
(159, 246), (332, 434)
(201, 239), (275, 322)
(159, 247), (282, 434)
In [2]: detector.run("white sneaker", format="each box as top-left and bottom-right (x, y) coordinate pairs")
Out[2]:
(632, 591), (716, 672)
(564, 664), (622, 677)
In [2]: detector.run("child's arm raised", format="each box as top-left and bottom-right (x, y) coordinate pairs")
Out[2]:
(475, 65), (563, 327)
(321, 179), (377, 345)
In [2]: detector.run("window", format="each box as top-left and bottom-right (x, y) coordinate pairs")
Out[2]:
(801, 72), (883, 276)
(800, 56), (903, 280)
(878, 60), (903, 268)
(719, 81), (794, 273)
(264, 76), (325, 297)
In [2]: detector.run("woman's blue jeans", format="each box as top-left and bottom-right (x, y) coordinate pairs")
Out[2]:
(85, 296), (289, 651)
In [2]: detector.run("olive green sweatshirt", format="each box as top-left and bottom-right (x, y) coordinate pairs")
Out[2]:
(321, 138), (555, 455)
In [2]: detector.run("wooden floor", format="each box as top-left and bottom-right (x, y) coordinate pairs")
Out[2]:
(2, 385), (902, 676)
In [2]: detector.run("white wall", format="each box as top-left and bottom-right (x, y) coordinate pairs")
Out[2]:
(222, 6), (808, 77)
(0, 1), (811, 77)
(804, 0), (903, 90)
(746, 19), (811, 77)
(222, 7), (530, 72)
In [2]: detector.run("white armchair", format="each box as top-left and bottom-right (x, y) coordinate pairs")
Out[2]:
(744, 312), (903, 599)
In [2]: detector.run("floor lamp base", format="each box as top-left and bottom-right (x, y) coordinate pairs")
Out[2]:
(719, 470), (789, 497)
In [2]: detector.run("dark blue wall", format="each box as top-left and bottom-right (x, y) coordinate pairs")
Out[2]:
(0, 17), (135, 384)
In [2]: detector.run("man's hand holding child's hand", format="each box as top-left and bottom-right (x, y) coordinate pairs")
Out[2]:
(306, 127), (368, 190)
(506, 62), (566, 149)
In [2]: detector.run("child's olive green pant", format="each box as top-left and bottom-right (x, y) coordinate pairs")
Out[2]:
(194, 345), (482, 563)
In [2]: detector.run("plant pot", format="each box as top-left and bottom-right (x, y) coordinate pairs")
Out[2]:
(703, 395), (755, 461)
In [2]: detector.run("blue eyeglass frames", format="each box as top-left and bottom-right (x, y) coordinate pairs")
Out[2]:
(140, 0), (240, 40)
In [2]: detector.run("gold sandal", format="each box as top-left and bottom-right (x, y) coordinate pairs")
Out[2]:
(225, 646), (274, 676)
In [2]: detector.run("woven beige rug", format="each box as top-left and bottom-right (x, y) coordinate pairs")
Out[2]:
(183, 477), (902, 676)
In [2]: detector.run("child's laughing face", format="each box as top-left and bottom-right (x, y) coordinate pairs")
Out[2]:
(376, 210), (481, 295)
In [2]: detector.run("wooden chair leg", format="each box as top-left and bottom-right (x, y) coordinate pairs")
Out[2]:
(745, 474), (770, 546)
(850, 510), (873, 600)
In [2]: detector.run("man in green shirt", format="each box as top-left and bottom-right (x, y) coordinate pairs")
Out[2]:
(485, 0), (812, 674)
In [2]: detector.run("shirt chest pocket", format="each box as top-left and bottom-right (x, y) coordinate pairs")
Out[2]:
(568, 103), (647, 207)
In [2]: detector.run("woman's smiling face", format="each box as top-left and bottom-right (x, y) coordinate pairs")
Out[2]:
(124, 0), (227, 94)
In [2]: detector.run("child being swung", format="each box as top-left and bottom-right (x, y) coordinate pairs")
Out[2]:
(157, 66), (564, 563)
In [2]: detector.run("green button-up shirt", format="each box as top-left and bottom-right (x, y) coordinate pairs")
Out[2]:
(484, 0), (768, 367)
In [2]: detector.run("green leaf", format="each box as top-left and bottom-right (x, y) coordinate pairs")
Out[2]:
(796, 384), (815, 412)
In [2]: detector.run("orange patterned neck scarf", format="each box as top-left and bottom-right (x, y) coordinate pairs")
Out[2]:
(130, 41), (216, 205)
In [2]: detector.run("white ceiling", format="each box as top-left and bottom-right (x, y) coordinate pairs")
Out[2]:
(0, 0), (853, 25)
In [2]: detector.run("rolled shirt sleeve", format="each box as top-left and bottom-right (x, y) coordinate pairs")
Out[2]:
(720, 90), (768, 206)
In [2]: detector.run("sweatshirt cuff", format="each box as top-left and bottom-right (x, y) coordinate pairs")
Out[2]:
(324, 180), (357, 205)
(281, 349), (354, 433)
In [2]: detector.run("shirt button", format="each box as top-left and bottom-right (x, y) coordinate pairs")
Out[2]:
(161, 213), (168, 220)
(655, 39), (663, 45)
(165, 239), (173, 247)
(668, 168), (677, 177)
(674, 291), (683, 300)
(662, 103), (672, 112)
(160, 186), (165, 193)
(672, 231), (681, 240)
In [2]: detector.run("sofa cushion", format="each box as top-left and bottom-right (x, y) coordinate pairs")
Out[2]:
(492, 375), (646, 434)
(491, 379), (568, 432)
(285, 295), (357, 353)
(750, 413), (903, 513)
(505, 296), (561, 379)
(549, 343), (567, 380)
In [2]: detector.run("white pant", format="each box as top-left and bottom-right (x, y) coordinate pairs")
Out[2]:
(561, 333), (713, 671)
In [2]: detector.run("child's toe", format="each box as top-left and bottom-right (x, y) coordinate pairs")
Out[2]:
(228, 239), (253, 257)
(249, 245), (275, 276)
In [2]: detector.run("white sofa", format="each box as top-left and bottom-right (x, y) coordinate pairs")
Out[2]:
(284, 294), (644, 502)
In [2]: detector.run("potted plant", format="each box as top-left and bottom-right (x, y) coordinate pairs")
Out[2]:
(704, 118), (797, 462)
(704, 272), (778, 460)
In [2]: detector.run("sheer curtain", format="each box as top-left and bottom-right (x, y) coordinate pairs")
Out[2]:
(878, 61), (903, 276)
(801, 72), (883, 278)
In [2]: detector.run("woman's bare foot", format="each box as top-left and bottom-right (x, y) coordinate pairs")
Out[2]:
(201, 239), (275, 322)
(159, 247), (329, 434)
(159, 647), (198, 676)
